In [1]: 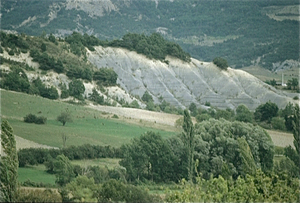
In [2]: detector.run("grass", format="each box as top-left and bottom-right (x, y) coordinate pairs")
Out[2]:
(71, 158), (121, 170)
(18, 164), (56, 185)
(1, 90), (175, 148)
(241, 66), (299, 83)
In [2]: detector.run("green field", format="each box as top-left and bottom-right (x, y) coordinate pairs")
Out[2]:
(241, 66), (299, 83)
(71, 158), (121, 170)
(18, 164), (56, 185)
(1, 90), (175, 148)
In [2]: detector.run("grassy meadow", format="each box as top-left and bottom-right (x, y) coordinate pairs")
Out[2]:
(71, 158), (121, 169)
(241, 66), (299, 83)
(1, 89), (175, 148)
(18, 164), (56, 185)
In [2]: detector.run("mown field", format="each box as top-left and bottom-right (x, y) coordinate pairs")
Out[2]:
(1, 89), (175, 148)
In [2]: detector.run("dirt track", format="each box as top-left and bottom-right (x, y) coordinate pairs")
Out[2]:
(15, 135), (58, 150)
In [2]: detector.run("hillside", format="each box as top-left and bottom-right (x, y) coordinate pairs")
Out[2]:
(1, 0), (299, 70)
(0, 32), (296, 111)
(87, 45), (296, 110)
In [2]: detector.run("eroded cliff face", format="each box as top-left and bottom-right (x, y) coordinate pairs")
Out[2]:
(87, 46), (295, 110)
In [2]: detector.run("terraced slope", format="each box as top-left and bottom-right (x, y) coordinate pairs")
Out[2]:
(87, 46), (296, 110)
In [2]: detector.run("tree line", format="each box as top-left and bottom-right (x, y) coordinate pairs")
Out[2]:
(1, 101), (299, 202)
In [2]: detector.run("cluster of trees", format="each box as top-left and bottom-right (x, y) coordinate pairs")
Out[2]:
(120, 117), (274, 183)
(93, 68), (118, 86)
(24, 113), (47, 124)
(287, 78), (299, 91)
(166, 169), (299, 202)
(0, 32), (29, 55)
(0, 66), (31, 93)
(64, 32), (105, 56)
(18, 144), (122, 167)
(1, 120), (158, 202)
(141, 91), (184, 114)
(30, 49), (64, 73)
(31, 77), (59, 99)
(108, 33), (191, 62)
(187, 101), (298, 133)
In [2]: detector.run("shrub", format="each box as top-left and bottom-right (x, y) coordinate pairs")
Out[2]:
(93, 68), (118, 86)
(24, 113), (47, 124)
(24, 113), (38, 123)
(112, 114), (119, 119)
(35, 116), (47, 124)
(16, 188), (62, 202)
(213, 57), (228, 70)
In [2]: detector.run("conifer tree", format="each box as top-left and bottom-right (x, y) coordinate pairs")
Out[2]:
(182, 109), (195, 181)
(0, 121), (19, 202)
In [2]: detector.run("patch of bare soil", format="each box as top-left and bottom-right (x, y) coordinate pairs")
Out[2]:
(15, 135), (58, 151)
(266, 130), (294, 148)
(88, 104), (182, 127)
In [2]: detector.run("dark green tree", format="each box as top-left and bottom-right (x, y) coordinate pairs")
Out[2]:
(69, 79), (85, 100)
(213, 57), (228, 70)
(0, 121), (19, 202)
(120, 131), (175, 182)
(93, 68), (118, 86)
(89, 88), (104, 105)
(54, 154), (75, 186)
(254, 101), (279, 122)
(182, 109), (195, 181)
(141, 91), (153, 103)
(287, 78), (299, 90)
(41, 42), (46, 52)
(48, 33), (56, 43)
(188, 102), (197, 117)
(235, 104), (253, 123)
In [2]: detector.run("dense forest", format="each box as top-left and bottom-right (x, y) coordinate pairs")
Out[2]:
(1, 0), (299, 69)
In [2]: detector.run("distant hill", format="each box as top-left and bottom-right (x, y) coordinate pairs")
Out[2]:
(1, 0), (299, 70)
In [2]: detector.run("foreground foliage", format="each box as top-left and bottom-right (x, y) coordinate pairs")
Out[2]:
(0, 121), (19, 202)
(166, 170), (300, 203)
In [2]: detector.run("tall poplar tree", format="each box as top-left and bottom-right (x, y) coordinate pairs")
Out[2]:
(0, 120), (19, 202)
(182, 109), (195, 181)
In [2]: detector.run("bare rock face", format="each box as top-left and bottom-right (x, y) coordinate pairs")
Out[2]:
(65, 0), (119, 17)
(87, 46), (295, 110)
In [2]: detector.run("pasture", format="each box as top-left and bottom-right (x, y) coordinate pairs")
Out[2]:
(1, 90), (175, 148)
(18, 164), (56, 185)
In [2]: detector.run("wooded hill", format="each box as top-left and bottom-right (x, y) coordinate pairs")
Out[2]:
(1, 0), (299, 69)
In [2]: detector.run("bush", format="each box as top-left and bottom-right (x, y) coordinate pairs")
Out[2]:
(112, 114), (119, 119)
(213, 57), (228, 70)
(35, 116), (47, 124)
(24, 113), (38, 123)
(24, 114), (47, 124)
(16, 188), (62, 202)
(93, 68), (118, 86)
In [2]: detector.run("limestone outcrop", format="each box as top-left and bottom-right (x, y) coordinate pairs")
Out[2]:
(87, 46), (295, 110)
